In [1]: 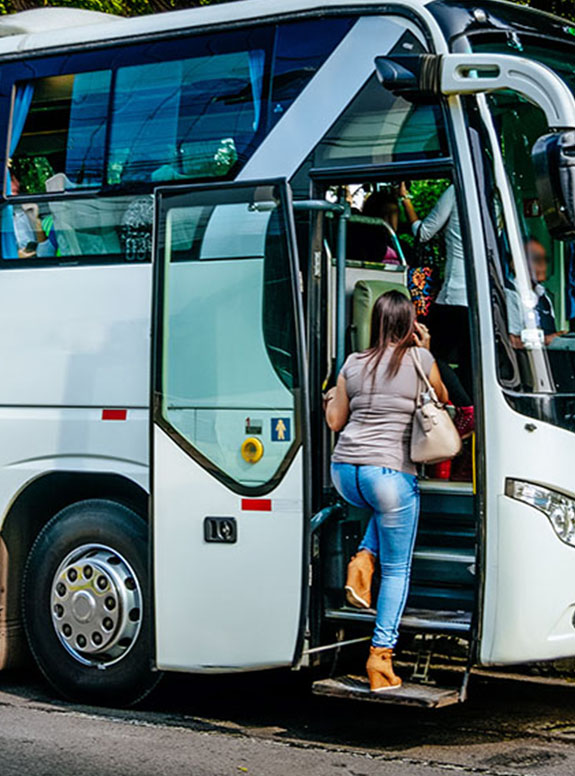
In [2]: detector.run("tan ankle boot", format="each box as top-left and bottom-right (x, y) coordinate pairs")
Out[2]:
(345, 550), (375, 609)
(366, 647), (402, 692)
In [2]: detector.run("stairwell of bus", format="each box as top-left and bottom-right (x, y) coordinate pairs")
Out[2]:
(305, 182), (479, 708)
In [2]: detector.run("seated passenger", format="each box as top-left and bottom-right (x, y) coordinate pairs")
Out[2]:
(11, 173), (55, 259)
(506, 238), (564, 347)
(361, 191), (402, 264)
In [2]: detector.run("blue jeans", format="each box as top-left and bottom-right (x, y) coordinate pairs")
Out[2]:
(331, 463), (420, 649)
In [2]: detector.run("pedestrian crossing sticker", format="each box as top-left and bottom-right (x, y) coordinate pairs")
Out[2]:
(271, 418), (291, 442)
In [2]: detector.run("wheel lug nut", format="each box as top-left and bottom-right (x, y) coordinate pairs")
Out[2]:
(67, 568), (77, 582)
(105, 597), (116, 610)
(97, 575), (108, 590)
(92, 632), (103, 646)
(56, 583), (66, 596)
(62, 624), (72, 637)
(84, 565), (93, 579)
(77, 634), (87, 649)
(103, 617), (114, 631)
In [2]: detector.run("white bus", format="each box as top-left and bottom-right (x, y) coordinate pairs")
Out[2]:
(1, 0), (575, 708)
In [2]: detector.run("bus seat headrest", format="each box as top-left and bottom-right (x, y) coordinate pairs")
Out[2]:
(352, 279), (411, 352)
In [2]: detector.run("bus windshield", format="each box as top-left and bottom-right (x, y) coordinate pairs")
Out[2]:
(466, 36), (575, 423)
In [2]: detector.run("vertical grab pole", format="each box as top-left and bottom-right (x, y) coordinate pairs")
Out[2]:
(336, 203), (350, 376)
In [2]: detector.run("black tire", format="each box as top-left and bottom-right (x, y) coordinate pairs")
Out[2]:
(22, 499), (161, 706)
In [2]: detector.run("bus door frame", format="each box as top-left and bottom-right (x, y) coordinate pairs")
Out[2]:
(151, 179), (314, 671)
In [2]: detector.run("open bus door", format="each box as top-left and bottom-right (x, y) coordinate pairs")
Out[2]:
(151, 180), (310, 673)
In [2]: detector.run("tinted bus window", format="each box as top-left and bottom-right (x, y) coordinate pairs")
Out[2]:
(314, 74), (449, 168)
(108, 51), (266, 185)
(11, 71), (111, 194)
(2, 17), (356, 264)
(0, 194), (153, 262)
(269, 17), (355, 128)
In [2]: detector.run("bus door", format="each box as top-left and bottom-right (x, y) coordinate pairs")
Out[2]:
(151, 180), (310, 672)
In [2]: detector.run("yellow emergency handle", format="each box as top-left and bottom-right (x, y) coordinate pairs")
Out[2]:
(241, 437), (264, 464)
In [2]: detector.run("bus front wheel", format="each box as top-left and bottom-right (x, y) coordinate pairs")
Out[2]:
(23, 499), (160, 706)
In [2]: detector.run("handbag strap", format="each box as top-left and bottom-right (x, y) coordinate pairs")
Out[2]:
(411, 348), (440, 405)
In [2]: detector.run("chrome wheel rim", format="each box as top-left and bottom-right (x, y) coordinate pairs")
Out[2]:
(50, 543), (143, 667)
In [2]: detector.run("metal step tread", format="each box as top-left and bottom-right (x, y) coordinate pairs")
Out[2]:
(312, 675), (460, 708)
(325, 607), (472, 634)
(419, 481), (474, 496)
(413, 547), (475, 564)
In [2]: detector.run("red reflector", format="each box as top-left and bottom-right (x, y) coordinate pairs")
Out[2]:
(102, 409), (127, 421)
(242, 499), (272, 512)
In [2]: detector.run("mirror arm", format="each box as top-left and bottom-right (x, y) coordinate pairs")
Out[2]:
(376, 53), (575, 131)
(440, 54), (575, 131)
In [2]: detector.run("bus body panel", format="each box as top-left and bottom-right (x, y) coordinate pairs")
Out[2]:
(0, 409), (148, 515)
(0, 264), (151, 407)
(480, 391), (575, 664)
(0, 260), (151, 524)
(486, 495), (575, 663)
(154, 429), (305, 672)
(0, 1), (438, 58)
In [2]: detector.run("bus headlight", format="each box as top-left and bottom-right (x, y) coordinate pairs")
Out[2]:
(506, 479), (575, 546)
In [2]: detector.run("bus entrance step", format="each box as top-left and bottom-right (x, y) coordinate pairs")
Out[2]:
(312, 675), (460, 709)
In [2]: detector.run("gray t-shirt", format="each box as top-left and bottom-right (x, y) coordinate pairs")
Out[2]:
(332, 347), (435, 475)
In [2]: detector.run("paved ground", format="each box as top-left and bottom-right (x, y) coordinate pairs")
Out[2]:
(4, 667), (575, 775)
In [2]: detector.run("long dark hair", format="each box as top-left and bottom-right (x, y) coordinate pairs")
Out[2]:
(362, 190), (398, 218)
(361, 291), (415, 383)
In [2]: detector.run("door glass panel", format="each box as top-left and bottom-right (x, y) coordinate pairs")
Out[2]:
(157, 182), (301, 489)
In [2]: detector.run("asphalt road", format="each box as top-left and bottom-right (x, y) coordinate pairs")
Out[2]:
(3, 668), (575, 776)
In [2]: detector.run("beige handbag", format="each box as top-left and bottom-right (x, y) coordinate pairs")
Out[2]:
(410, 349), (462, 465)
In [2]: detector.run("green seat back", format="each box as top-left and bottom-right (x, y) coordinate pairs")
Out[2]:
(352, 279), (411, 352)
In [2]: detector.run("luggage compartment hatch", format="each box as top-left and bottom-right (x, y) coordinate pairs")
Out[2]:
(312, 675), (461, 708)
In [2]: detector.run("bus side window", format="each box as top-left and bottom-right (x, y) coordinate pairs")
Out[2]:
(9, 72), (112, 196)
(313, 73), (449, 169)
(107, 48), (268, 186)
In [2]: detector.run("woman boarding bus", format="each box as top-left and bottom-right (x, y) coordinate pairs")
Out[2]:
(326, 293), (448, 691)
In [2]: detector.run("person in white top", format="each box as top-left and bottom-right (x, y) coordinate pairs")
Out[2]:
(399, 182), (474, 439)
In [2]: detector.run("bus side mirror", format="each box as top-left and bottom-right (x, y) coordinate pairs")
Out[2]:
(374, 55), (442, 103)
(532, 131), (575, 241)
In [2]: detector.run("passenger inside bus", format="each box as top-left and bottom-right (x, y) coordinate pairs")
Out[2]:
(360, 191), (402, 265)
(345, 187), (403, 266)
(10, 170), (56, 260)
(506, 237), (563, 348)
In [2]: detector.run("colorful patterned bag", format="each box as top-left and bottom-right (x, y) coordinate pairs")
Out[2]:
(408, 266), (440, 319)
